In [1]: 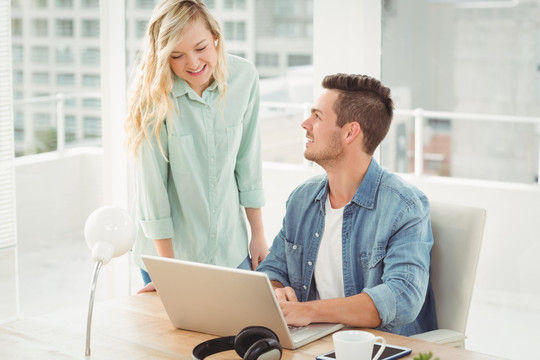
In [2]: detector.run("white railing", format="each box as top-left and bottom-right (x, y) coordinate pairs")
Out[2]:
(395, 109), (540, 183)
(13, 92), (102, 154)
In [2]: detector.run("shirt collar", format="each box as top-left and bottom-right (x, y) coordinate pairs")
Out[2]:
(171, 75), (218, 100)
(316, 158), (383, 210)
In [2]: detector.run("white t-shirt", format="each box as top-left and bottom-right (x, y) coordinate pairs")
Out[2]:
(314, 196), (345, 299)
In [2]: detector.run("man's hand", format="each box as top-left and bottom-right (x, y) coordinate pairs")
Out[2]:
(275, 286), (312, 327)
(137, 281), (156, 293)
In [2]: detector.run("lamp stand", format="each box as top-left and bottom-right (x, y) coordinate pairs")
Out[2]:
(85, 260), (103, 356)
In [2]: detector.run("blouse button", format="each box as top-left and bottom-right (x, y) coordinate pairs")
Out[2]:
(308, 261), (312, 266)
(292, 245), (297, 250)
(315, 233), (319, 237)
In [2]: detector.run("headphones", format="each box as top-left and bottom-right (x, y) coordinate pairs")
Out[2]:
(192, 326), (282, 360)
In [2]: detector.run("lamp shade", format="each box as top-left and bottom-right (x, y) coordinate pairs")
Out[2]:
(84, 206), (135, 264)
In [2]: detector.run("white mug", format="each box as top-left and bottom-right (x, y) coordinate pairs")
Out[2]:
(332, 330), (387, 360)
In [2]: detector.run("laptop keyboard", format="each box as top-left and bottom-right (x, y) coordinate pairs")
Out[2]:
(287, 325), (307, 334)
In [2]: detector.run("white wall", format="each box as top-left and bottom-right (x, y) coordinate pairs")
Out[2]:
(15, 148), (104, 243)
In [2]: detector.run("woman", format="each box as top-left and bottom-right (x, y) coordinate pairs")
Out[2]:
(124, 0), (268, 292)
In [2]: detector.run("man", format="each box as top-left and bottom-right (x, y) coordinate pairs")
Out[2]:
(257, 73), (437, 336)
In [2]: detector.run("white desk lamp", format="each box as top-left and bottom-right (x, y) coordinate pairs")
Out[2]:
(84, 206), (135, 356)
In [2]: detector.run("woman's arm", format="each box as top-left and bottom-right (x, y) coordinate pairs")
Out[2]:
(245, 207), (268, 270)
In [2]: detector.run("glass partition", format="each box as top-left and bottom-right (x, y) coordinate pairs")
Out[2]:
(380, 0), (540, 184)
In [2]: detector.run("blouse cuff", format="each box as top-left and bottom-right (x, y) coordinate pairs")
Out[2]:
(139, 217), (174, 240)
(239, 188), (266, 208)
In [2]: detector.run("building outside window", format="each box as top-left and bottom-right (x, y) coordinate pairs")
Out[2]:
(31, 72), (49, 85)
(81, 0), (99, 8)
(31, 46), (49, 64)
(55, 19), (74, 37)
(55, 46), (75, 64)
(56, 73), (75, 86)
(81, 47), (99, 65)
(32, 19), (48, 37)
(81, 19), (99, 38)
(12, 18), (23, 36)
(12, 44), (23, 63)
(55, 0), (73, 9)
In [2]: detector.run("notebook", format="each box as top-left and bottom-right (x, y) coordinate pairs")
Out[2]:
(142, 255), (344, 349)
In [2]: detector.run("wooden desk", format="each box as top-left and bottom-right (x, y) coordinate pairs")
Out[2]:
(0, 292), (505, 360)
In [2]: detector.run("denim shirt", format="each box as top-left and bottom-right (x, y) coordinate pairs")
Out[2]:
(257, 159), (438, 336)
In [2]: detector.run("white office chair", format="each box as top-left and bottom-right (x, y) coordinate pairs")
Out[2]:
(410, 201), (486, 348)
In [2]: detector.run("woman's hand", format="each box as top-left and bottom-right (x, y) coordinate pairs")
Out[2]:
(137, 282), (156, 293)
(249, 232), (269, 270)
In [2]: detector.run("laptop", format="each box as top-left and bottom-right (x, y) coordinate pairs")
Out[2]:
(142, 255), (344, 349)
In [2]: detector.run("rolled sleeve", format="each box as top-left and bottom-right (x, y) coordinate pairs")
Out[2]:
(239, 188), (265, 208)
(363, 284), (397, 329)
(139, 217), (174, 240)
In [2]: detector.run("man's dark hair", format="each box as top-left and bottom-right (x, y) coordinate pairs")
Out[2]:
(322, 73), (394, 155)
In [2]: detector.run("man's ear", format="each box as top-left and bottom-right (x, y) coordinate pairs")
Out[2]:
(344, 122), (361, 144)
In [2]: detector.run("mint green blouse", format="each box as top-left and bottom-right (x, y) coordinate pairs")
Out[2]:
(132, 55), (265, 270)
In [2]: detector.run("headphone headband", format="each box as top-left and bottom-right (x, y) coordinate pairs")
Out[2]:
(192, 336), (235, 360)
(192, 327), (282, 360)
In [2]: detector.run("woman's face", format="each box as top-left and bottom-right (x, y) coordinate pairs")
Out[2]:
(169, 18), (218, 96)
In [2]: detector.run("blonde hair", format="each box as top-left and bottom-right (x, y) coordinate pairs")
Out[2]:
(124, 0), (228, 158)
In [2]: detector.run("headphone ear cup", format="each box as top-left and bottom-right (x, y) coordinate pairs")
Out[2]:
(234, 326), (280, 358)
(243, 338), (282, 360)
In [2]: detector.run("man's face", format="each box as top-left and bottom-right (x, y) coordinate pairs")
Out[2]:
(301, 89), (344, 166)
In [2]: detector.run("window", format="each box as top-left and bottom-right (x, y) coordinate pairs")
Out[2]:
(81, 19), (99, 38)
(204, 0), (216, 9)
(256, 53), (279, 67)
(12, 44), (23, 63)
(64, 114), (76, 141)
(55, 19), (74, 37)
(224, 21), (246, 41)
(34, 0), (48, 8)
(136, 0), (155, 9)
(33, 113), (51, 131)
(11, 18), (22, 36)
(31, 46), (49, 64)
(135, 20), (148, 38)
(81, 47), (99, 65)
(224, 0), (246, 10)
(55, 46), (75, 64)
(287, 54), (311, 67)
(81, 0), (99, 8)
(14, 112), (24, 141)
(83, 116), (101, 137)
(64, 97), (76, 107)
(82, 97), (101, 108)
(13, 70), (23, 85)
(56, 73), (75, 86)
(82, 74), (100, 87)
(55, 0), (73, 8)
(32, 72), (49, 85)
(380, 0), (540, 184)
(32, 19), (48, 37)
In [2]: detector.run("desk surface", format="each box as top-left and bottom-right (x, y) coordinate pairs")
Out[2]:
(0, 292), (505, 360)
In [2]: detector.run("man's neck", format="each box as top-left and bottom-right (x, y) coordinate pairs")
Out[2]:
(325, 155), (372, 209)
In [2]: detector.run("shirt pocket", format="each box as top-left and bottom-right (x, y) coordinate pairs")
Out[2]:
(168, 133), (195, 175)
(360, 246), (386, 269)
(284, 241), (303, 287)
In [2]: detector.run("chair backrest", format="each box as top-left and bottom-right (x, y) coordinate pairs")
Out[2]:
(429, 201), (486, 334)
